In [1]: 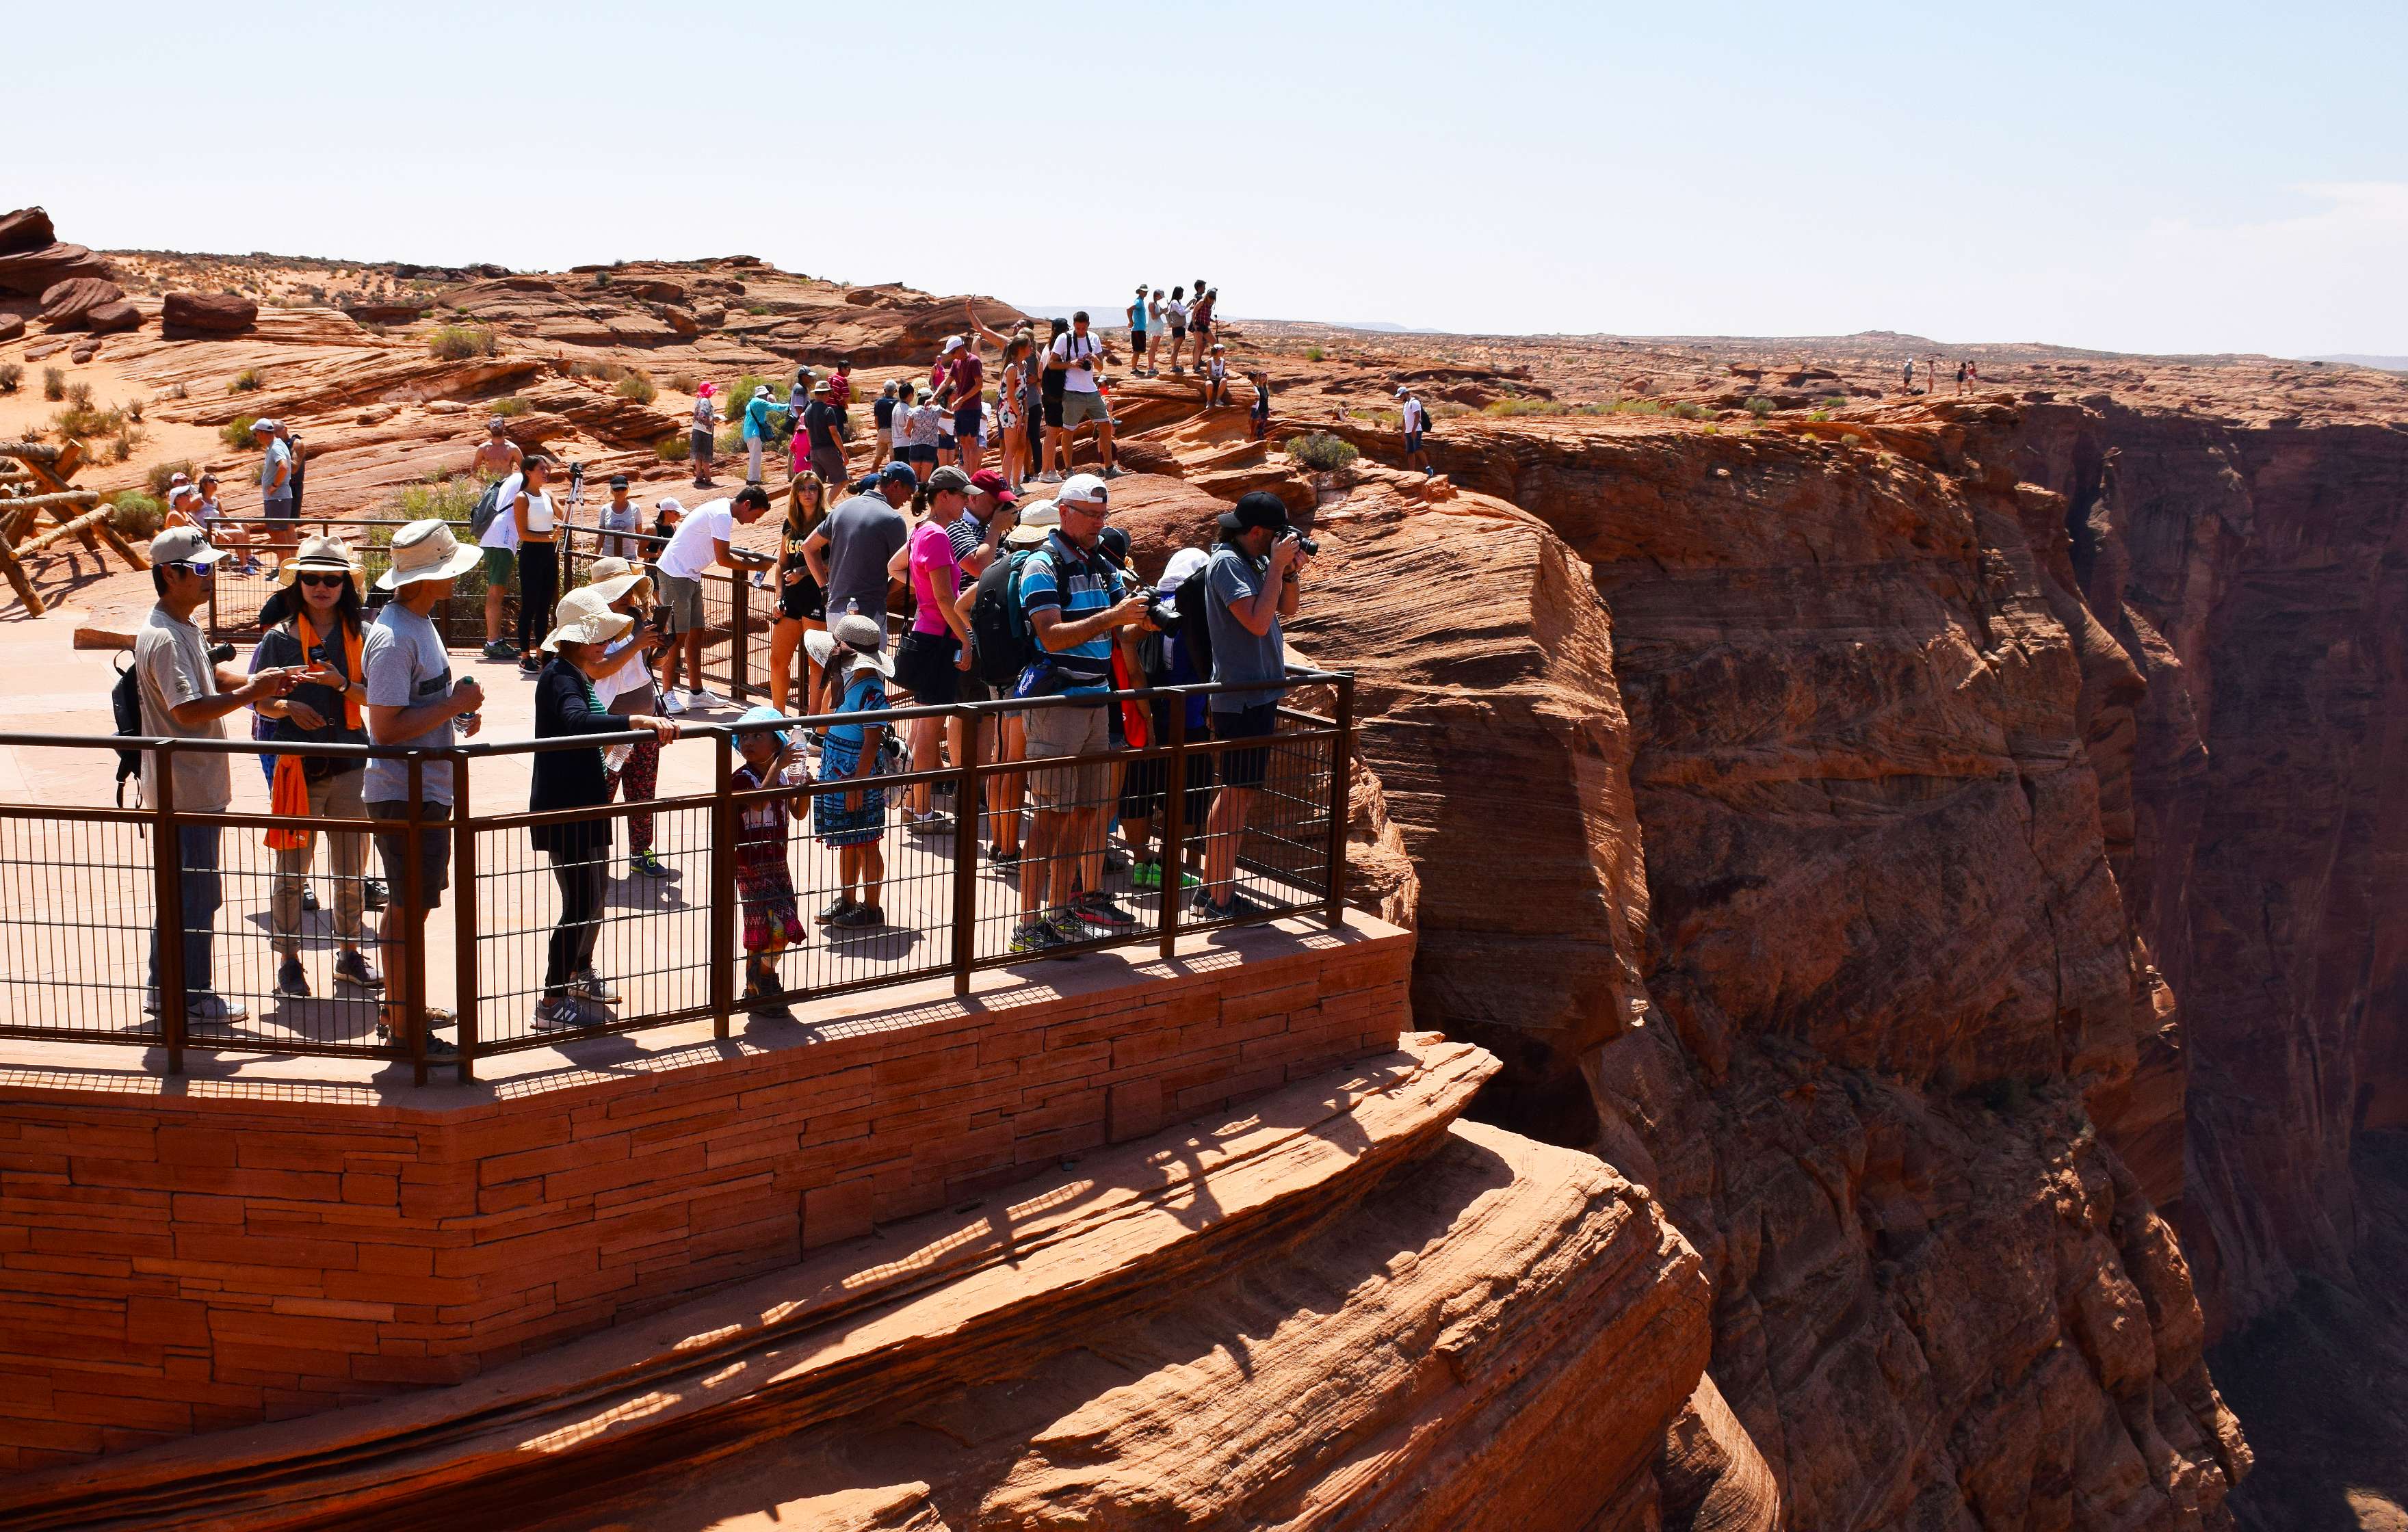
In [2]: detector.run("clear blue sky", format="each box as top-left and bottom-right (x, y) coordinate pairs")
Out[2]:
(12, 1), (2403, 356)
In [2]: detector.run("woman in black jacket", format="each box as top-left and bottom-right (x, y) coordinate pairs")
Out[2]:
(530, 587), (679, 1032)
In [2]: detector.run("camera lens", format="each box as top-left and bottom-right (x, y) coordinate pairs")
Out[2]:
(1294, 534), (1320, 557)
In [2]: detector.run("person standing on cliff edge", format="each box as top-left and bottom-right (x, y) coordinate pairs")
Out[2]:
(1198, 491), (1306, 922)
(1398, 387), (1429, 475)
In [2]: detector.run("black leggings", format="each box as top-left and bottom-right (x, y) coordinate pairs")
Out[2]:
(545, 851), (606, 997)
(517, 542), (560, 655)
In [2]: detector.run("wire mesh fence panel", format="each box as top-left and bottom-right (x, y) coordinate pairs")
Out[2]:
(0, 810), (159, 1040)
(467, 795), (716, 1053)
(1174, 717), (1337, 931)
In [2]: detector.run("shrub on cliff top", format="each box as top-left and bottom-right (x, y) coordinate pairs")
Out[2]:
(220, 415), (259, 449)
(655, 434), (692, 462)
(427, 323), (496, 360)
(227, 368), (265, 395)
(1746, 396), (1777, 419)
(1285, 432), (1359, 472)
(41, 367), (65, 401)
(488, 396), (530, 418)
(108, 492), (164, 539)
(616, 371), (658, 406)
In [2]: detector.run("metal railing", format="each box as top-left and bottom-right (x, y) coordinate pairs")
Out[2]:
(0, 673), (1353, 1085)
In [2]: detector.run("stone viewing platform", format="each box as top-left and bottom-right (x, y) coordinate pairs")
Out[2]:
(0, 911), (1411, 1470)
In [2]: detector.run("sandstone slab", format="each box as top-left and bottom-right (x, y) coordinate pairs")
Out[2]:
(161, 291), (258, 334)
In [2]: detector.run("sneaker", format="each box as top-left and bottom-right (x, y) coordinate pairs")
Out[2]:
(482, 639), (516, 662)
(274, 958), (311, 999)
(815, 896), (856, 925)
(1071, 892), (1138, 930)
(1103, 465), (1125, 479)
(1190, 887), (1266, 921)
(376, 1007), (458, 1047)
(902, 807), (948, 832)
(1103, 849), (1131, 873)
(627, 849), (671, 879)
(300, 884), (321, 914)
(333, 950), (384, 990)
(568, 968), (620, 1005)
(189, 992), (248, 1025)
(686, 687), (718, 709)
(986, 843), (1021, 868)
(532, 996), (595, 1033)
(364, 877), (389, 910)
(834, 903), (885, 929)
(518, 655), (544, 676)
(1009, 917), (1068, 955)
(660, 691), (688, 715)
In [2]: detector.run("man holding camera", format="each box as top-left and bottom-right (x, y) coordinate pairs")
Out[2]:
(1199, 491), (1307, 921)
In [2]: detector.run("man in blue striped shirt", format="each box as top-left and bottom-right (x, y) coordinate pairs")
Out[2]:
(1010, 475), (1153, 953)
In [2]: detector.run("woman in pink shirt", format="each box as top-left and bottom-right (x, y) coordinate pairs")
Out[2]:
(889, 468), (977, 826)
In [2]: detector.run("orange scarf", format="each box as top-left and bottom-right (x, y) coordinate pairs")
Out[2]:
(263, 611), (363, 851)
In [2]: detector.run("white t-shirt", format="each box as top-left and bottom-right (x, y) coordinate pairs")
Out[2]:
(1051, 331), (1102, 393)
(1401, 397), (1426, 432)
(591, 630), (653, 706)
(479, 473), (524, 551)
(657, 497), (734, 581)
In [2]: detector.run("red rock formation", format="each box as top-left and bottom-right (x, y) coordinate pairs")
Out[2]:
(34, 277), (122, 327)
(160, 291), (259, 334)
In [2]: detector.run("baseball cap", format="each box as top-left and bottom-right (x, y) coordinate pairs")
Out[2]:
(607, 473), (629, 489)
(149, 526), (228, 567)
(941, 335), (966, 354)
(250, 419), (278, 434)
(967, 468), (1018, 506)
(925, 465), (972, 494)
(486, 416), (508, 432)
(1217, 490), (1292, 536)
(852, 472), (882, 494)
(878, 460), (917, 485)
(1394, 387), (1411, 398)
(1056, 472), (1108, 507)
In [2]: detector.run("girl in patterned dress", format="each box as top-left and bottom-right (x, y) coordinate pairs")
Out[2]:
(731, 706), (809, 1016)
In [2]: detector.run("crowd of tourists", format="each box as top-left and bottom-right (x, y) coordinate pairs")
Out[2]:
(127, 295), (1311, 1044)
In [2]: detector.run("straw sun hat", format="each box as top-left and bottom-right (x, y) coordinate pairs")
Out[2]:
(278, 533), (367, 597)
(542, 587), (634, 653)
(374, 519), (482, 590)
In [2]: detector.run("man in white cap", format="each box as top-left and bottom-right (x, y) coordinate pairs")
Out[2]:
(362, 520), (488, 1060)
(1398, 387), (1429, 475)
(252, 417), (297, 569)
(937, 333), (986, 477)
(135, 527), (304, 1027)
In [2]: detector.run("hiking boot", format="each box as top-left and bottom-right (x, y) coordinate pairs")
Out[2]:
(482, 639), (516, 662)
(815, 896), (856, 924)
(333, 950), (384, 990)
(834, 903), (885, 929)
(1070, 892), (1138, 930)
(274, 959), (311, 999)
(627, 849), (671, 879)
(532, 996), (596, 1033)
(363, 877), (389, 910)
(300, 884), (321, 914)
(567, 968), (620, 1006)
(1008, 917), (1068, 955)
(518, 654), (544, 676)
(742, 982), (792, 1019)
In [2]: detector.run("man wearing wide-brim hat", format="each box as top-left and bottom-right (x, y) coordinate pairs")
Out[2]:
(361, 520), (487, 1061)
(252, 533), (386, 1002)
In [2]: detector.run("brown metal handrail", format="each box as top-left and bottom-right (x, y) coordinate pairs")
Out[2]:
(0, 671), (1355, 1085)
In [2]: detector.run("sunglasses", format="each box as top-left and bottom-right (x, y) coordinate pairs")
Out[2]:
(166, 561), (217, 578)
(296, 572), (347, 589)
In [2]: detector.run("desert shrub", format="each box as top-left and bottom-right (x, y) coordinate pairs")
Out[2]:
(1673, 402), (1707, 421)
(714, 425), (746, 458)
(1809, 409), (1832, 422)
(109, 424), (144, 462)
(227, 368), (265, 394)
(41, 367), (64, 401)
(146, 459), (198, 495)
(743, 303), (771, 317)
(655, 434), (692, 462)
(65, 381), (92, 408)
(1285, 432), (1359, 472)
(1482, 397), (1562, 417)
(616, 371), (657, 405)
(1303, 345), (1325, 362)
(1746, 396), (1776, 419)
(488, 396), (530, 418)
(426, 323), (496, 360)
(125, 397), (145, 423)
(51, 402), (125, 440)
(160, 380), (189, 401)
(0, 362), (21, 394)
(1612, 398), (1664, 415)
(220, 415), (259, 449)
(668, 373), (698, 395)
(387, 476), (482, 523)
(728, 373), (776, 410)
(107, 492), (164, 539)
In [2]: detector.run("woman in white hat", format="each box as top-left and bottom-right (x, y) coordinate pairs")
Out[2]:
(527, 588), (680, 1031)
(250, 534), (383, 1001)
(581, 557), (673, 880)
(804, 611), (894, 928)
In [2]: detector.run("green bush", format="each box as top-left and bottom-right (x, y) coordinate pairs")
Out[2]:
(0, 362), (21, 394)
(714, 425), (747, 458)
(668, 373), (698, 395)
(41, 367), (64, 401)
(1809, 409), (1832, 423)
(1482, 397), (1561, 417)
(426, 323), (496, 360)
(386, 476), (482, 523)
(1303, 345), (1325, 362)
(615, 371), (657, 405)
(1673, 402), (1707, 421)
(743, 303), (771, 317)
(146, 459), (199, 496)
(227, 368), (265, 395)
(52, 402), (125, 440)
(220, 415), (259, 449)
(655, 434), (692, 462)
(125, 396), (145, 423)
(1746, 396), (1776, 419)
(488, 396), (531, 418)
(109, 425), (143, 462)
(65, 381), (92, 408)
(1285, 432), (1359, 472)
(107, 492), (164, 539)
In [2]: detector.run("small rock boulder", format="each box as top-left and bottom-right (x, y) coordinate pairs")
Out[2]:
(0, 206), (54, 257)
(83, 301), (140, 334)
(38, 277), (125, 328)
(0, 241), (110, 298)
(163, 291), (259, 335)
(68, 339), (103, 363)
(0, 315), (23, 343)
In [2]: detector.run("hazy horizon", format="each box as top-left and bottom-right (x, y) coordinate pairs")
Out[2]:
(13, 0), (2403, 358)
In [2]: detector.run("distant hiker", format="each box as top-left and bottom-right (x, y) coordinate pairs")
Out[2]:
(873, 380), (906, 464)
(597, 473), (642, 558)
(1198, 492), (1306, 922)
(1163, 287), (1190, 376)
(1901, 359), (1915, 394)
(1049, 311), (1118, 478)
(1249, 370), (1272, 441)
(138, 526), (303, 1027)
(796, 382), (846, 486)
(276, 419), (308, 522)
(996, 336), (1034, 488)
(471, 415), (523, 480)
(1206, 343), (1229, 407)
(826, 356), (855, 410)
(690, 384), (720, 488)
(939, 334), (988, 477)
(653, 484), (775, 713)
(1956, 360), (1969, 395)
(1188, 286), (1218, 373)
(905, 388), (944, 483)
(1145, 289), (1169, 377)
(1127, 285), (1151, 378)
(1967, 359), (1982, 387)
(740, 384), (790, 484)
(770, 472), (831, 715)
(1398, 387), (1429, 473)
(252, 418), (296, 569)
(364, 519), (488, 1060)
(787, 366), (813, 446)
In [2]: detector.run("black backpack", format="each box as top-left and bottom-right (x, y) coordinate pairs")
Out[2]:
(967, 549), (1037, 687)
(467, 478), (508, 539)
(111, 652), (144, 806)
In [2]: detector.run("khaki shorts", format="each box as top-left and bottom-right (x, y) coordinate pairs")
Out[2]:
(1023, 701), (1112, 809)
(657, 572), (705, 633)
(369, 800), (453, 910)
(1059, 390), (1110, 429)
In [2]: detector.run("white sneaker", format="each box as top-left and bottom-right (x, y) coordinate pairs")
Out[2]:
(686, 687), (718, 709)
(660, 691), (688, 715)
